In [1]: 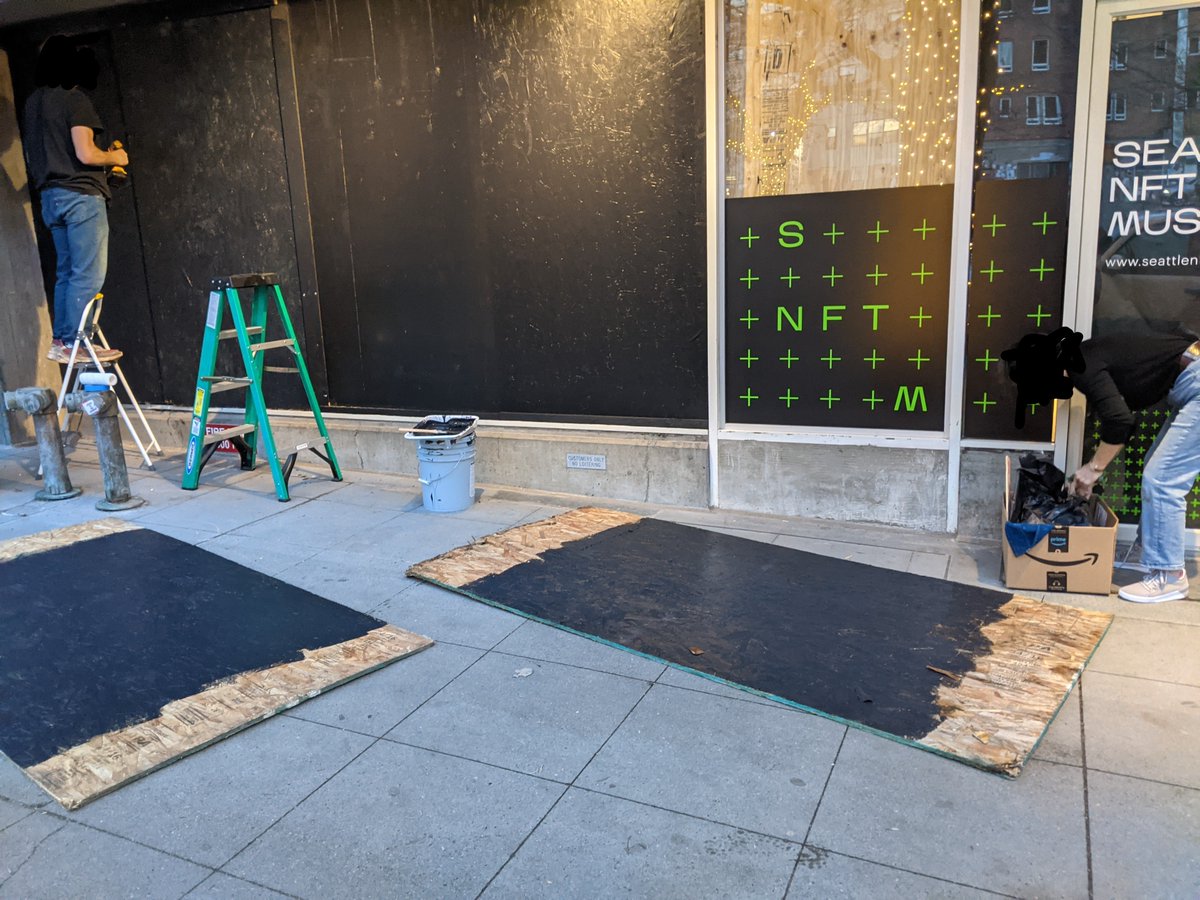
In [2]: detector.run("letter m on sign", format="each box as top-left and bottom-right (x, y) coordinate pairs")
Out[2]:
(895, 386), (927, 412)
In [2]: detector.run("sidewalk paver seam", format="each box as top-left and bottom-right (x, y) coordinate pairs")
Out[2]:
(486, 647), (668, 685)
(783, 727), (848, 896)
(1079, 678), (1095, 900)
(472, 678), (658, 898)
(180, 870), (305, 900)
(0, 819), (66, 890)
(0, 809), (34, 834)
(211, 736), (384, 876)
(215, 641), (506, 872)
(796, 844), (1022, 899)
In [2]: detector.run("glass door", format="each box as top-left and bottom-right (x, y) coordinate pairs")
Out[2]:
(1067, 0), (1200, 531)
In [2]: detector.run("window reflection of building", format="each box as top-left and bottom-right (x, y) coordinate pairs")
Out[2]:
(979, 0), (1081, 181)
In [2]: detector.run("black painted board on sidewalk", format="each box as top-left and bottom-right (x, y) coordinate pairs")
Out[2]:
(456, 518), (1002, 740)
(0, 528), (382, 770)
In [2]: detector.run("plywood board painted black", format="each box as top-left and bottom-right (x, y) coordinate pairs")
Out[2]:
(725, 186), (953, 430)
(410, 508), (1113, 775)
(2, 5), (305, 408)
(290, 0), (707, 418)
(111, 7), (306, 407)
(0, 526), (387, 770)
(0, 520), (432, 809)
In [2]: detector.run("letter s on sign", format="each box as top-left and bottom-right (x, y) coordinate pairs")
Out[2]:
(778, 220), (804, 248)
(1112, 141), (1141, 168)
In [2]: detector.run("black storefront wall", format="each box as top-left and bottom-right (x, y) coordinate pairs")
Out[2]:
(5, 0), (707, 423)
(5, 3), (307, 409)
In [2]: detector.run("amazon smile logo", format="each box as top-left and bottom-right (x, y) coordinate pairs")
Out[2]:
(1024, 552), (1100, 568)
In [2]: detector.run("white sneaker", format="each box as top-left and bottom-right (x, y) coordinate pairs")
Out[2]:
(1118, 569), (1189, 603)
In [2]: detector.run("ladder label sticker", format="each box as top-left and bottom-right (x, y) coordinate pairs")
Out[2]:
(193, 388), (206, 417)
(205, 292), (220, 329)
(190, 417), (201, 437)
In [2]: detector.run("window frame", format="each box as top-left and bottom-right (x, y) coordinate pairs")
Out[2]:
(1032, 37), (1051, 71)
(997, 40), (1014, 72)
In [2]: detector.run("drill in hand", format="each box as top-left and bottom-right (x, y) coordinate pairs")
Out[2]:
(108, 140), (128, 186)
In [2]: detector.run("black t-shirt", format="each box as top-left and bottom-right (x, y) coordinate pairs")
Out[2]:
(1072, 332), (1193, 444)
(22, 86), (110, 200)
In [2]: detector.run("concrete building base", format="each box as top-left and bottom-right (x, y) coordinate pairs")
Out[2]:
(95, 407), (1014, 537)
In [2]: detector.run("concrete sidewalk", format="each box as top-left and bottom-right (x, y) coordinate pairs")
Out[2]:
(0, 444), (1196, 899)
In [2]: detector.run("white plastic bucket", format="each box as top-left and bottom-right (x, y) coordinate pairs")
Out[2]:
(416, 438), (476, 512)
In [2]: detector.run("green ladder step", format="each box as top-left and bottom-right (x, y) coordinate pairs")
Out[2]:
(181, 273), (342, 501)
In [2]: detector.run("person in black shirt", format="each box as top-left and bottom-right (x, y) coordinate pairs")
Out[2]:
(1004, 327), (1198, 603)
(23, 37), (127, 363)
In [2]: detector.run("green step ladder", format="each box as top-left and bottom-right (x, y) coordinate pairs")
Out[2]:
(182, 273), (342, 501)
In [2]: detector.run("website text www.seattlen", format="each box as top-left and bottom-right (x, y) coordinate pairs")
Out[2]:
(1103, 254), (1200, 270)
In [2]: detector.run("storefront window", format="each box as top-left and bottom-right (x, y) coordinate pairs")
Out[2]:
(961, 0), (1082, 441)
(723, 0), (960, 433)
(724, 0), (960, 198)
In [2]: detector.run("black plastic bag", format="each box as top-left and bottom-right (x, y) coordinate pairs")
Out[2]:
(1011, 452), (1091, 526)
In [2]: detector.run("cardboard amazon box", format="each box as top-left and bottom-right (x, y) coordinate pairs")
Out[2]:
(1002, 456), (1119, 595)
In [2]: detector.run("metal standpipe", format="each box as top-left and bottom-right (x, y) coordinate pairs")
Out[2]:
(63, 389), (146, 511)
(2, 387), (81, 501)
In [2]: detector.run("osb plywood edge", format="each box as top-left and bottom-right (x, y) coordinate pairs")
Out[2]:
(919, 595), (1113, 776)
(25, 624), (433, 810)
(0, 517), (141, 564)
(406, 506), (644, 588)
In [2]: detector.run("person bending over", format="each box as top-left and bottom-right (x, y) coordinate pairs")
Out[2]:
(1003, 326), (1200, 603)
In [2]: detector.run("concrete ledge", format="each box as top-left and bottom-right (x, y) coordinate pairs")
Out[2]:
(132, 408), (711, 509)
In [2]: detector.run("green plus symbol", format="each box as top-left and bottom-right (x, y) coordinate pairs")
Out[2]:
(980, 260), (1004, 282)
(868, 220), (889, 242)
(910, 306), (932, 328)
(973, 392), (996, 413)
(913, 218), (936, 240)
(820, 349), (841, 369)
(975, 349), (999, 371)
(866, 265), (888, 286)
(1027, 304), (1052, 326)
(1029, 259), (1055, 282)
(780, 349), (799, 368)
(741, 268), (760, 289)
(740, 227), (760, 247)
(740, 308), (759, 329)
(739, 350), (759, 368)
(982, 214), (1006, 237)
(780, 267), (801, 287)
(977, 305), (1001, 327)
(824, 223), (844, 244)
(1032, 212), (1058, 235)
(862, 390), (884, 410)
(823, 266), (844, 286)
(779, 389), (799, 408)
(863, 349), (885, 370)
(910, 264), (933, 285)
(909, 349), (930, 370)
(740, 388), (758, 407)
(820, 390), (840, 409)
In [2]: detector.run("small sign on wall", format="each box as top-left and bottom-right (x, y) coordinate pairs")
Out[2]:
(566, 454), (607, 470)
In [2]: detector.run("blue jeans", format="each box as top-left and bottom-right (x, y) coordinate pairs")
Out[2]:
(40, 187), (109, 342)
(1140, 362), (1200, 570)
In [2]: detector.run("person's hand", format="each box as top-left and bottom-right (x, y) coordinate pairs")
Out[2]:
(1069, 464), (1102, 498)
(110, 147), (129, 167)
